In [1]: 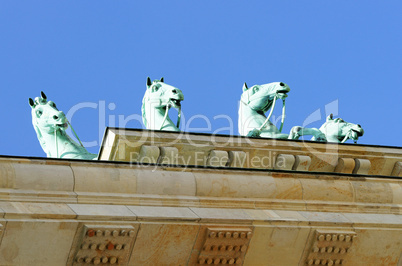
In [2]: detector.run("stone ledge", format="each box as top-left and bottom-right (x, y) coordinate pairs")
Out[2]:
(0, 157), (401, 215)
(0, 216), (400, 266)
(99, 128), (402, 176)
(0, 203), (400, 265)
(0, 203), (400, 228)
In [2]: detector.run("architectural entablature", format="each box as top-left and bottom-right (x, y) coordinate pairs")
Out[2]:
(100, 128), (402, 177)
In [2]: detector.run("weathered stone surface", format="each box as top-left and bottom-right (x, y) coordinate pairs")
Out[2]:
(135, 167), (196, 196)
(227, 151), (247, 168)
(0, 202), (76, 219)
(138, 145), (160, 164)
(274, 154), (295, 170)
(128, 206), (199, 221)
(353, 158), (371, 175)
(190, 226), (253, 265)
(72, 162), (137, 194)
(293, 155), (311, 171)
(334, 158), (356, 174)
(0, 220), (78, 265)
(69, 224), (138, 266)
(68, 204), (136, 221)
(99, 128), (402, 175)
(158, 146), (179, 165)
(300, 179), (354, 203)
(351, 180), (393, 204)
(244, 226), (311, 265)
(302, 229), (357, 266)
(0, 129), (401, 265)
(1, 160), (74, 191)
(190, 207), (254, 224)
(391, 161), (402, 177)
(346, 228), (402, 265)
(129, 223), (199, 265)
(207, 150), (229, 167)
(194, 171), (276, 198)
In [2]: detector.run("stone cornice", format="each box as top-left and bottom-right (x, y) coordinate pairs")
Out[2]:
(0, 156), (400, 215)
(0, 129), (401, 265)
(99, 128), (402, 177)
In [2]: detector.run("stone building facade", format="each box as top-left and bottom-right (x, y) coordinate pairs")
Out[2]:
(0, 129), (401, 265)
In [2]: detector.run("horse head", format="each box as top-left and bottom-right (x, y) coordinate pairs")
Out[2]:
(320, 114), (364, 143)
(239, 81), (290, 138)
(29, 91), (67, 135)
(240, 82), (290, 112)
(142, 77), (184, 131)
(144, 77), (184, 108)
(28, 92), (97, 159)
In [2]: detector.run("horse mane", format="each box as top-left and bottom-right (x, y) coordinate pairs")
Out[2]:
(31, 104), (48, 154)
(141, 79), (163, 129)
(319, 117), (339, 132)
(319, 120), (329, 131)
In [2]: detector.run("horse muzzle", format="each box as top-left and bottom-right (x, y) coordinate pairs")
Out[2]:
(55, 122), (68, 129)
(169, 98), (183, 108)
(350, 126), (364, 140)
(52, 112), (68, 129)
(276, 92), (289, 100)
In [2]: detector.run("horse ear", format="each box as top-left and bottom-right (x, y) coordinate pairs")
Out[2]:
(147, 77), (152, 87)
(242, 82), (248, 91)
(160, 77), (164, 83)
(29, 98), (35, 108)
(327, 113), (334, 121)
(41, 91), (47, 100)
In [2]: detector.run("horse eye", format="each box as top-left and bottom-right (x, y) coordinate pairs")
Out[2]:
(37, 110), (43, 116)
(280, 82), (285, 86)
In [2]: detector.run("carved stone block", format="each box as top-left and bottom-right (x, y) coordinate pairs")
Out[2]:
(274, 154), (295, 170)
(190, 226), (253, 265)
(353, 159), (371, 175)
(391, 161), (402, 177)
(304, 230), (357, 265)
(70, 224), (137, 266)
(158, 147), (179, 165)
(334, 158), (355, 174)
(138, 145), (160, 164)
(227, 151), (247, 168)
(293, 155), (311, 171)
(207, 150), (229, 167)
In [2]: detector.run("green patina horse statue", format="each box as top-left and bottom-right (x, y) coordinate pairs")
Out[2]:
(238, 82), (364, 143)
(289, 114), (364, 143)
(29, 92), (97, 159)
(142, 77), (184, 131)
(238, 81), (290, 138)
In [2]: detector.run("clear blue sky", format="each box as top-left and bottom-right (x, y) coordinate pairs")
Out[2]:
(1, 1), (401, 157)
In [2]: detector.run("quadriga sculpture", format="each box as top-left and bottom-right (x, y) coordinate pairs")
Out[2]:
(239, 81), (290, 138)
(142, 77), (184, 131)
(29, 92), (97, 159)
(289, 114), (364, 143)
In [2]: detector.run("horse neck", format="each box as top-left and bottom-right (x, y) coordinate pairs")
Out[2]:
(36, 127), (86, 157)
(238, 101), (269, 134)
(319, 123), (341, 142)
(143, 102), (178, 131)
